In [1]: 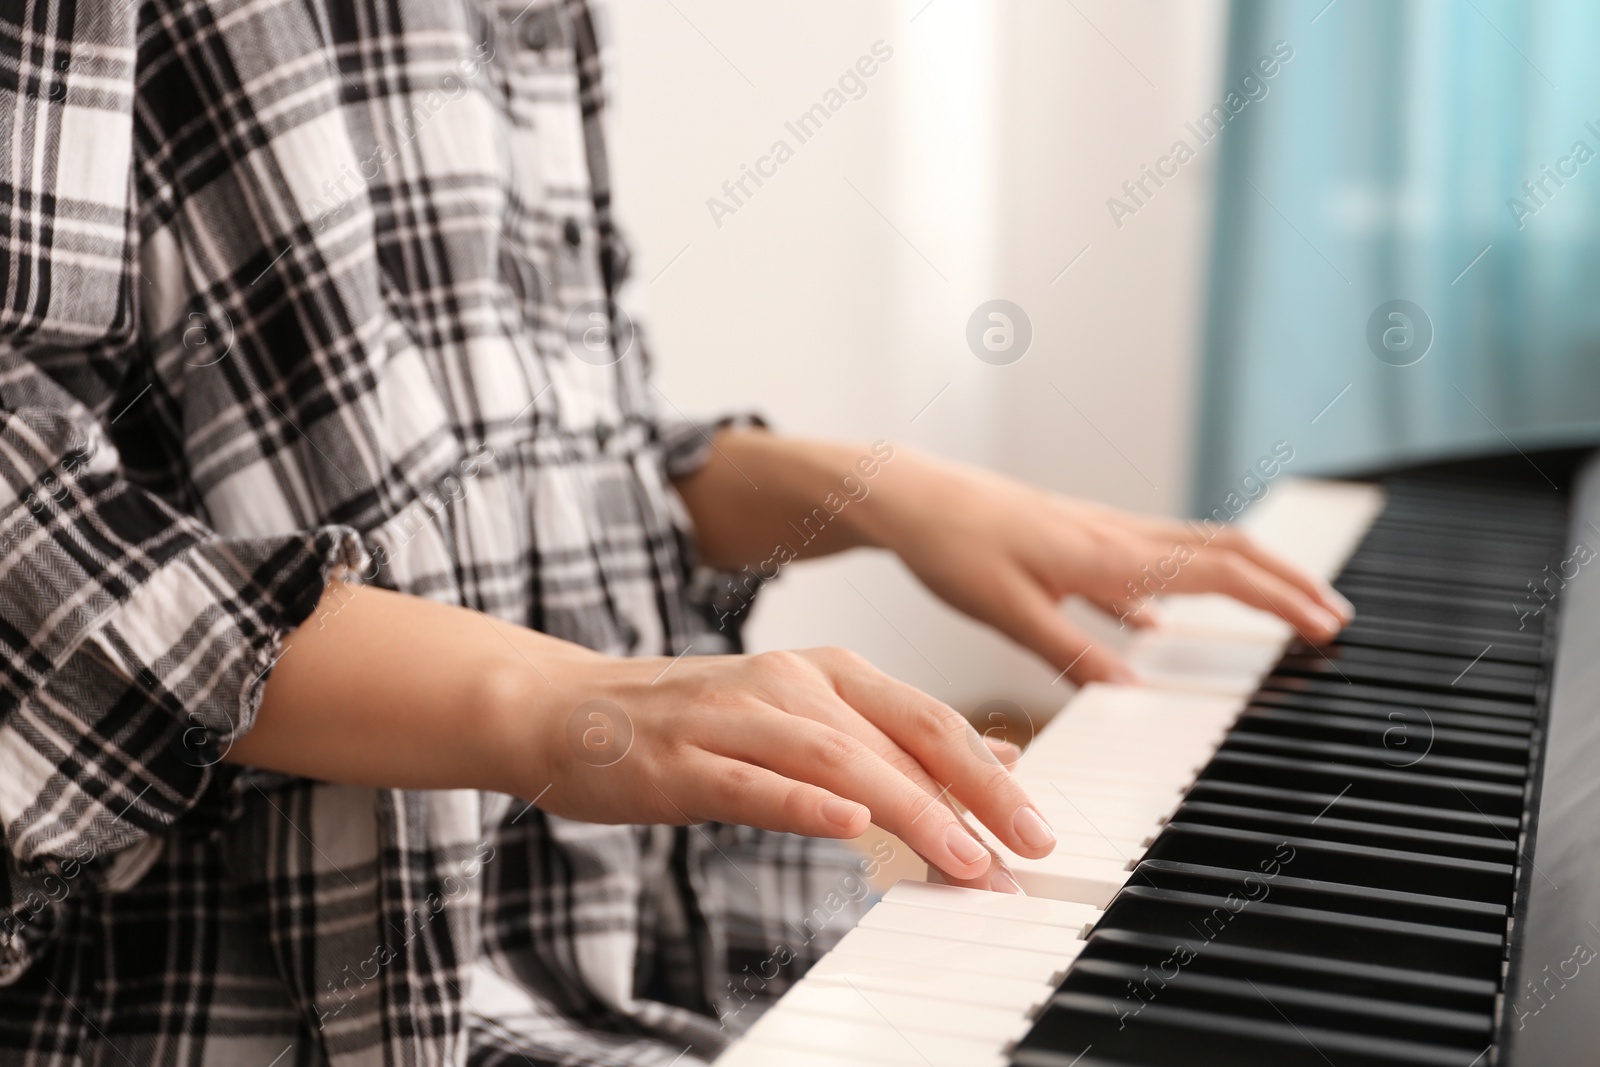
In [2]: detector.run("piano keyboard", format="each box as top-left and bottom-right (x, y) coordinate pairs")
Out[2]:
(719, 470), (1571, 1067)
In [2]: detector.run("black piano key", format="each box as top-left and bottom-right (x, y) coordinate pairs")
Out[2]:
(1270, 652), (1538, 701)
(1099, 887), (1505, 974)
(1322, 614), (1546, 653)
(1132, 860), (1508, 932)
(1258, 677), (1535, 719)
(1281, 642), (1542, 685)
(1234, 707), (1530, 763)
(1321, 626), (1546, 664)
(1142, 825), (1515, 903)
(1060, 961), (1492, 1048)
(1015, 993), (1490, 1066)
(1181, 780), (1521, 836)
(1339, 556), (1552, 591)
(1171, 801), (1518, 864)
(1083, 929), (1499, 1011)
(1216, 733), (1526, 782)
(1199, 750), (1526, 815)
(1007, 470), (1567, 1067)
(1247, 690), (1533, 736)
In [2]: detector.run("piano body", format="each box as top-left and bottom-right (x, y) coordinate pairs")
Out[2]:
(717, 449), (1600, 1067)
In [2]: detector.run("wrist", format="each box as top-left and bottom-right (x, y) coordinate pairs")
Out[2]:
(473, 639), (605, 800)
(843, 443), (946, 552)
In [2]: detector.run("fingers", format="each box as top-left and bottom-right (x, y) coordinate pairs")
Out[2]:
(1215, 528), (1354, 624)
(715, 706), (997, 882)
(985, 736), (1022, 767)
(665, 753), (871, 839)
(1178, 551), (1344, 642)
(988, 575), (1139, 686)
(820, 654), (1061, 863)
(928, 832), (1027, 895)
(1093, 595), (1163, 631)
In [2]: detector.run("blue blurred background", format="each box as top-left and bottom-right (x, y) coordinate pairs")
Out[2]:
(1196, 0), (1600, 507)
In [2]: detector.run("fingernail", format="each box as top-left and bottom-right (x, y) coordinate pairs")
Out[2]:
(989, 869), (1026, 895)
(1311, 607), (1342, 638)
(1328, 589), (1356, 621)
(821, 798), (866, 831)
(1012, 806), (1056, 851)
(1108, 665), (1142, 685)
(944, 825), (989, 868)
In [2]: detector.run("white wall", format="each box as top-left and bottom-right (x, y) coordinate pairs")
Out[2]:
(609, 0), (1229, 721)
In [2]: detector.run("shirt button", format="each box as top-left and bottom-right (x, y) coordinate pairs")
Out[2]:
(563, 218), (583, 248)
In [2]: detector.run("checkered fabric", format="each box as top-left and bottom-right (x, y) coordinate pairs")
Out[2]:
(0, 1), (866, 1063)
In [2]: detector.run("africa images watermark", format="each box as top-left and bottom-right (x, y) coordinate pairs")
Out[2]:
(1507, 119), (1600, 230)
(1514, 536), (1596, 631)
(713, 838), (897, 1030)
(1116, 440), (1296, 627)
(1106, 41), (1295, 230)
(1512, 933), (1600, 1030)
(712, 440), (896, 630)
(1118, 841), (1297, 1030)
(316, 839), (498, 1028)
(0, 431), (100, 558)
(706, 40), (895, 229)
(302, 41), (498, 233)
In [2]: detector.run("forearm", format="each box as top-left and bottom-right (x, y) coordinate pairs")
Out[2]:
(225, 581), (580, 797)
(221, 575), (1050, 888)
(670, 428), (904, 569)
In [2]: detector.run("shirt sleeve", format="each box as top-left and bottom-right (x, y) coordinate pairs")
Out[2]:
(0, 6), (367, 983)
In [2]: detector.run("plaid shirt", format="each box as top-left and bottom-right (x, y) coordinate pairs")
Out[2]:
(0, 1), (865, 1063)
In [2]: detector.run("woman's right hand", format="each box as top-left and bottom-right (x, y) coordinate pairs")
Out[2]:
(501, 644), (1055, 889)
(237, 582), (1040, 890)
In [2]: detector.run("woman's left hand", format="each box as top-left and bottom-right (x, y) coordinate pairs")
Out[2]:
(855, 451), (1354, 686)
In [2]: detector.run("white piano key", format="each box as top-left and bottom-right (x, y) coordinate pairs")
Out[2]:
(973, 817), (1146, 878)
(1014, 763), (1205, 790)
(776, 982), (1033, 1042)
(1011, 792), (1179, 841)
(1012, 775), (1186, 809)
(1034, 698), (1244, 733)
(1024, 758), (1222, 793)
(1019, 805), (1166, 850)
(1033, 684), (1248, 734)
(882, 880), (1103, 930)
(1159, 480), (1383, 642)
(1015, 831), (1142, 863)
(806, 951), (1052, 1011)
(1020, 757), (1209, 791)
(734, 1015), (1007, 1067)
(1020, 795), (1171, 837)
(1160, 592), (1295, 644)
(1006, 859), (1133, 908)
(823, 925), (1079, 984)
(1227, 478), (1385, 577)
(1124, 632), (1285, 695)
(1029, 735), (1221, 766)
(858, 899), (1095, 951)
(1016, 802), (1160, 840)
(715, 1044), (889, 1067)
(1028, 722), (1232, 751)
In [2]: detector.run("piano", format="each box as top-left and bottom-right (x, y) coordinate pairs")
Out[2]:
(717, 449), (1600, 1067)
